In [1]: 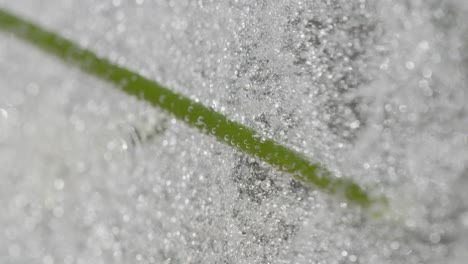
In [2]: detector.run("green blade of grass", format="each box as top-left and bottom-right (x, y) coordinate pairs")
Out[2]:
(0, 8), (389, 212)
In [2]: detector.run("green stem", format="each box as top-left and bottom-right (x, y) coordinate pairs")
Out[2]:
(0, 8), (388, 212)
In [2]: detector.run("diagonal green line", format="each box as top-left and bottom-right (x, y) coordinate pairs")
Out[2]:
(0, 8), (389, 213)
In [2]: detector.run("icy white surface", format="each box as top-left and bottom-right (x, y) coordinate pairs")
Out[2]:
(0, 0), (467, 263)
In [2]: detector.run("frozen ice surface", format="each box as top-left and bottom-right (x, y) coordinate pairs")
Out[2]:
(0, 0), (467, 263)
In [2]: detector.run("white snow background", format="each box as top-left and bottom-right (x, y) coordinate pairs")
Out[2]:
(0, 0), (467, 263)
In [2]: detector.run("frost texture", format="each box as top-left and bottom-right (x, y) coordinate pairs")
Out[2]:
(1, 0), (467, 263)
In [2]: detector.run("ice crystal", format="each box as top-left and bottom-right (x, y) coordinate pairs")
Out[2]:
(0, 0), (467, 263)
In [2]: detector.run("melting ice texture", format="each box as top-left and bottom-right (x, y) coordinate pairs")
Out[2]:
(0, 0), (467, 263)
